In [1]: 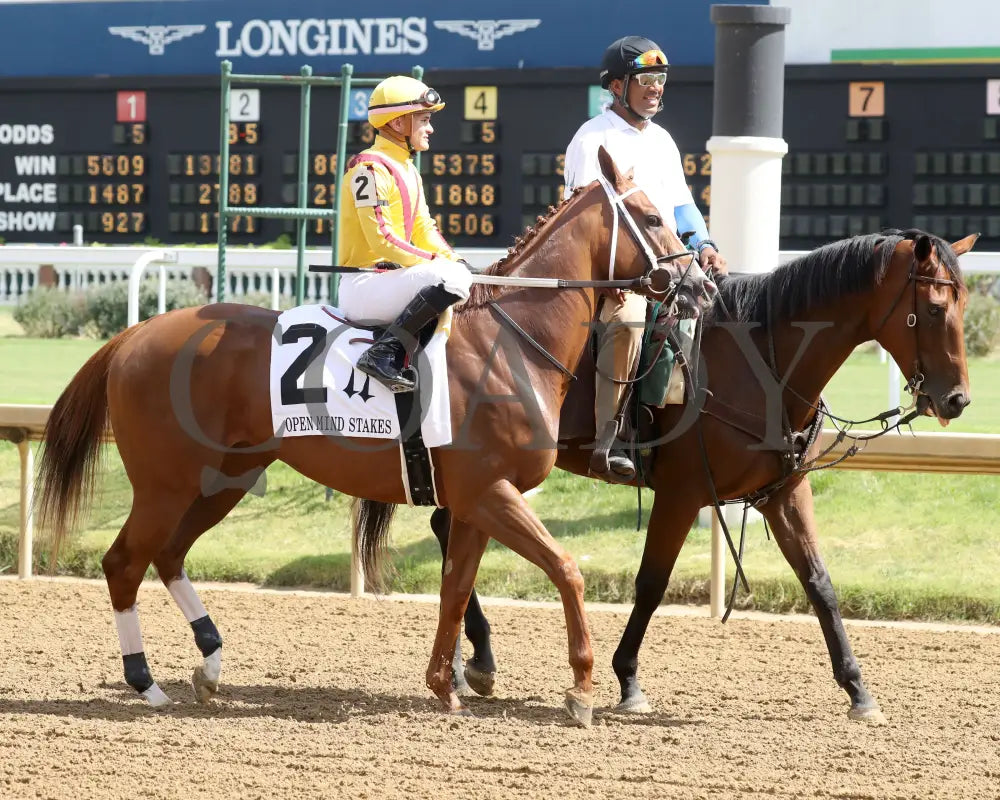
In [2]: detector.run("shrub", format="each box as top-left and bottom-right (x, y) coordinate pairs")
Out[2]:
(84, 277), (208, 339)
(236, 291), (296, 311)
(963, 293), (1000, 357)
(13, 287), (87, 338)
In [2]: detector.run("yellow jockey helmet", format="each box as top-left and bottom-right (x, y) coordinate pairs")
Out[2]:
(367, 75), (445, 129)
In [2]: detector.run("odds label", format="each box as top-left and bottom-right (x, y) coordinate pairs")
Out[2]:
(848, 82), (884, 117)
(229, 88), (260, 122)
(348, 89), (373, 122)
(464, 86), (497, 120)
(116, 91), (147, 122)
(987, 79), (1000, 115)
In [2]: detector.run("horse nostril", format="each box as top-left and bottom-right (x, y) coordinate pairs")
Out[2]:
(947, 392), (970, 413)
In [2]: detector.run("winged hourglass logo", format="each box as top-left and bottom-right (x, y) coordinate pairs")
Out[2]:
(433, 19), (540, 51)
(108, 25), (207, 56)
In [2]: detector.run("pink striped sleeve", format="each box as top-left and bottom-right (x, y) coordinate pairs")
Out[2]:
(374, 204), (435, 259)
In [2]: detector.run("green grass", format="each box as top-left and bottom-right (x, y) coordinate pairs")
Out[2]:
(1, 317), (998, 623)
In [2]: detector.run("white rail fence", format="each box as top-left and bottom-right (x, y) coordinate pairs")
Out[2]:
(3, 403), (999, 615)
(0, 246), (511, 308)
(2, 246), (999, 309)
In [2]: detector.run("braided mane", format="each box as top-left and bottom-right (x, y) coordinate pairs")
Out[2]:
(463, 186), (588, 309)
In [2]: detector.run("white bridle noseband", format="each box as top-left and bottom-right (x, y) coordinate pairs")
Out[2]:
(596, 173), (709, 293)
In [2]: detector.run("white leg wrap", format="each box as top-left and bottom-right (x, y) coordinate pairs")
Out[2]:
(167, 571), (209, 623)
(114, 605), (144, 656)
(142, 683), (172, 708)
(202, 649), (222, 684)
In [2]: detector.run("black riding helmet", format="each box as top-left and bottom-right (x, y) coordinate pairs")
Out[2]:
(599, 35), (669, 121)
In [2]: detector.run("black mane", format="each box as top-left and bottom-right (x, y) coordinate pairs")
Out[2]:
(711, 229), (964, 329)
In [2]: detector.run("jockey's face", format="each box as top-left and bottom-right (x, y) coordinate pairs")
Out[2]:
(408, 112), (435, 152)
(389, 111), (435, 152)
(612, 72), (664, 120)
(629, 72), (664, 118)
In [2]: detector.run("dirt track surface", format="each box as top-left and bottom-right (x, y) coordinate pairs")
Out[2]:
(1, 579), (998, 800)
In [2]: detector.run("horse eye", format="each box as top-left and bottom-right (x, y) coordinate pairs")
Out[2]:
(646, 214), (662, 227)
(928, 303), (943, 317)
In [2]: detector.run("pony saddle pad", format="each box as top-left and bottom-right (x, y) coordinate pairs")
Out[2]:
(269, 304), (452, 448)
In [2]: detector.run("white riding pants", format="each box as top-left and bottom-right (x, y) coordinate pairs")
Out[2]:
(337, 259), (473, 324)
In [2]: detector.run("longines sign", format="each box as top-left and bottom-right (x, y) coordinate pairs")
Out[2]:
(0, 0), (748, 77)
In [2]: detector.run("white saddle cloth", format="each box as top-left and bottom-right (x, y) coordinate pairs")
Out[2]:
(269, 304), (452, 448)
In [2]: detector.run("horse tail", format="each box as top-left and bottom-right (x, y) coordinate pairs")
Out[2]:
(352, 498), (399, 590)
(36, 324), (141, 567)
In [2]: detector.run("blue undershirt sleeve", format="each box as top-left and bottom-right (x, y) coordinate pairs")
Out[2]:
(673, 202), (712, 249)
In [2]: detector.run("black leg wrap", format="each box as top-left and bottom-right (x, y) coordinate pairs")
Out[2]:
(191, 615), (223, 657)
(122, 652), (154, 693)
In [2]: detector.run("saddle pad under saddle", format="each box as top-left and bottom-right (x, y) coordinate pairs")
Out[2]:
(269, 304), (453, 448)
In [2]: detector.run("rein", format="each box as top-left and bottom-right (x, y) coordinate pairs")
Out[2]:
(486, 175), (697, 382)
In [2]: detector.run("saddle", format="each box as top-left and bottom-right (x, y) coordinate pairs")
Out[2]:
(558, 299), (695, 486)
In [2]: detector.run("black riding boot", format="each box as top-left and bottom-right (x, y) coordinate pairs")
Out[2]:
(355, 284), (463, 393)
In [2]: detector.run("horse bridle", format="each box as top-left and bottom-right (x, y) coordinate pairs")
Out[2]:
(872, 246), (959, 404)
(487, 176), (703, 380)
(595, 172), (701, 292)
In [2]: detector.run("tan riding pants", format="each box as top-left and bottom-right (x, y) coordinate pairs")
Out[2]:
(595, 292), (647, 431)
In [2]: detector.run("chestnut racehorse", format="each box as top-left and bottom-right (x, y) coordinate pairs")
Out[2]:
(36, 147), (714, 727)
(431, 228), (977, 723)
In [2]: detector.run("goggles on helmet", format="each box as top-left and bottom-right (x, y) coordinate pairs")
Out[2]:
(417, 88), (442, 107)
(369, 87), (442, 114)
(627, 49), (668, 70)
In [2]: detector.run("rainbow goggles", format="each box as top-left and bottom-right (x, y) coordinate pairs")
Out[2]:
(627, 49), (668, 70)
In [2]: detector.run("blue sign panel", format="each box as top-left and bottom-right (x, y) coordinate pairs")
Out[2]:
(0, 0), (766, 78)
(347, 89), (373, 122)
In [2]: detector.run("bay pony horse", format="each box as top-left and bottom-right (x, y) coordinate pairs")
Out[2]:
(432, 228), (977, 723)
(36, 147), (713, 727)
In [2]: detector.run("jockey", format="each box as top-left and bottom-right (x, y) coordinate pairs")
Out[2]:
(337, 75), (473, 393)
(564, 35), (726, 482)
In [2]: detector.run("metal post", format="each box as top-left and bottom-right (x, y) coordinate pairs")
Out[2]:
(707, 4), (791, 273)
(888, 358), (901, 410)
(707, 4), (790, 616)
(350, 527), (364, 598)
(331, 63), (354, 307)
(217, 60), (233, 302)
(17, 438), (33, 579)
(295, 65), (313, 306)
(710, 510), (725, 618)
(213, 65), (409, 314)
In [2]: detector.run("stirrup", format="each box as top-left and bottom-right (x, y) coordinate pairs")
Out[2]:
(590, 420), (635, 484)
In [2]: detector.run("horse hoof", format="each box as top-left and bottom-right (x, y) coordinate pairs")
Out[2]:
(141, 683), (173, 709)
(449, 705), (475, 718)
(564, 688), (593, 728)
(614, 691), (653, 714)
(464, 663), (496, 697)
(192, 665), (219, 705)
(848, 704), (887, 725)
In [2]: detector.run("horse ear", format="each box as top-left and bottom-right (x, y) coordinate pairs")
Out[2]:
(949, 233), (980, 256)
(913, 234), (933, 263)
(623, 166), (635, 182)
(597, 145), (626, 190)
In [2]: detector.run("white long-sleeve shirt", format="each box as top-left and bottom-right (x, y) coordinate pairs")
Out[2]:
(563, 109), (695, 231)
